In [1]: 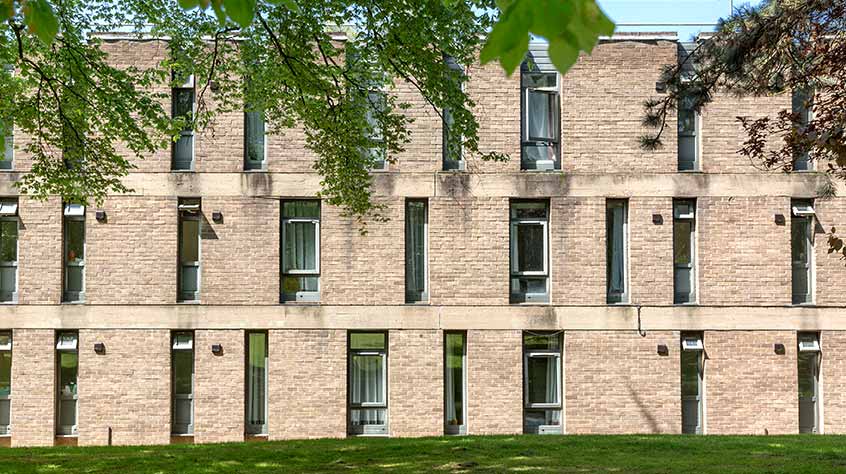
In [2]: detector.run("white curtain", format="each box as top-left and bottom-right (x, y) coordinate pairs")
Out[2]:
(609, 206), (625, 294)
(405, 203), (425, 297)
(247, 334), (267, 427)
(351, 354), (384, 425)
(545, 356), (559, 405)
(528, 91), (552, 140)
(445, 334), (463, 425)
(285, 221), (316, 272)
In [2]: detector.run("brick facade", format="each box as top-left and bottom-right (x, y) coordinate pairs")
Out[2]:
(10, 330), (55, 446)
(389, 330), (443, 437)
(193, 330), (245, 443)
(466, 330), (523, 435)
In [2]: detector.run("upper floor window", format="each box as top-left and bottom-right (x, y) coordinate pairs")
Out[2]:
(178, 198), (201, 302)
(244, 106), (266, 170)
(281, 200), (320, 302)
(0, 199), (18, 303)
(56, 331), (78, 436)
(443, 57), (465, 171)
(405, 199), (428, 303)
(172, 71), (195, 171)
(673, 199), (697, 304)
(0, 121), (12, 170)
(606, 199), (629, 304)
(364, 90), (387, 171)
(510, 200), (549, 303)
(792, 88), (813, 171)
(63, 204), (85, 303)
(678, 94), (700, 171)
(521, 71), (560, 171)
(0, 331), (10, 436)
(791, 199), (815, 305)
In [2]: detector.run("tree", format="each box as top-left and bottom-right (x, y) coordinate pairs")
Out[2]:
(0, 0), (613, 224)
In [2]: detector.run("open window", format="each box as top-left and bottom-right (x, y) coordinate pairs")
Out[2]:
(510, 201), (550, 303)
(791, 199), (815, 305)
(681, 332), (704, 434)
(0, 199), (17, 303)
(520, 67), (560, 171)
(798, 332), (821, 433)
(63, 204), (85, 302)
(56, 331), (78, 436)
(281, 200), (320, 302)
(0, 331), (10, 436)
(523, 332), (562, 434)
(171, 331), (194, 436)
(348, 332), (388, 435)
(178, 199), (201, 302)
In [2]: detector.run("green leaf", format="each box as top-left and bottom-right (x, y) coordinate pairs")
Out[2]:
(177, 0), (200, 9)
(548, 35), (580, 74)
(0, 0), (14, 21)
(23, 0), (59, 44)
(223, 0), (256, 27)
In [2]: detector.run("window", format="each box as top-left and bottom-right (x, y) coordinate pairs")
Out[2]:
(172, 332), (194, 435)
(792, 200), (815, 304)
(56, 331), (78, 436)
(606, 199), (628, 303)
(673, 199), (696, 304)
(0, 200), (17, 303)
(246, 331), (268, 435)
(364, 90), (387, 171)
(792, 88), (813, 171)
(0, 120), (12, 170)
(523, 332), (562, 434)
(63, 204), (85, 302)
(798, 332), (820, 434)
(444, 332), (466, 435)
(178, 199), (201, 302)
(510, 201), (549, 303)
(0, 331), (10, 436)
(443, 57), (465, 171)
(281, 200), (320, 302)
(348, 332), (387, 435)
(680, 332), (704, 434)
(521, 72), (560, 171)
(678, 94), (700, 171)
(405, 199), (428, 303)
(244, 109), (266, 171)
(172, 71), (195, 171)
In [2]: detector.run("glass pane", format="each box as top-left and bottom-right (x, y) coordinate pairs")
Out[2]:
(527, 91), (556, 141)
(365, 91), (385, 139)
(180, 266), (198, 295)
(0, 267), (15, 300)
(792, 218), (809, 265)
(522, 143), (556, 167)
(526, 355), (559, 405)
(59, 399), (76, 428)
(675, 267), (692, 302)
(673, 220), (692, 265)
(173, 349), (193, 395)
(681, 349), (700, 397)
(606, 204), (626, 297)
(247, 333), (267, 429)
(350, 408), (386, 426)
(173, 135), (193, 168)
(173, 88), (194, 123)
(515, 223), (545, 272)
(65, 219), (84, 263)
(511, 277), (548, 297)
(244, 110), (265, 165)
(66, 266), (84, 293)
(524, 409), (561, 428)
(405, 201), (427, 301)
(522, 73), (556, 89)
(350, 333), (386, 350)
(0, 220), (17, 262)
(283, 221), (317, 272)
(798, 352), (815, 399)
(350, 354), (384, 405)
(174, 398), (192, 428)
(0, 351), (10, 397)
(511, 203), (547, 220)
(524, 333), (560, 351)
(678, 136), (697, 170)
(678, 97), (696, 134)
(282, 201), (320, 219)
(59, 351), (78, 397)
(445, 333), (465, 427)
(282, 276), (318, 294)
(180, 219), (199, 263)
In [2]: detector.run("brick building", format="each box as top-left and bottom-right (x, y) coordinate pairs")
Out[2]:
(0, 31), (842, 447)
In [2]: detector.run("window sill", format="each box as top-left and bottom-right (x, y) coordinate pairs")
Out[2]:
(243, 168), (268, 173)
(61, 300), (85, 305)
(177, 300), (200, 305)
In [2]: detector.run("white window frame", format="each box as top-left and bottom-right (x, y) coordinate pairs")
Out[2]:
(442, 57), (466, 171)
(520, 71), (560, 171)
(171, 331), (194, 436)
(792, 200), (815, 305)
(178, 202), (201, 303)
(0, 203), (18, 304)
(365, 89), (388, 172)
(245, 331), (269, 436)
(348, 332), (388, 436)
(680, 332), (705, 435)
(55, 331), (78, 436)
(678, 93), (701, 172)
(522, 332), (562, 435)
(171, 73), (196, 171)
(63, 205), (85, 303)
(797, 332), (821, 434)
(444, 331), (467, 435)
(281, 200), (321, 302)
(673, 200), (697, 304)
(510, 201), (550, 303)
(405, 199), (429, 303)
(244, 110), (268, 171)
(0, 331), (10, 436)
(606, 199), (629, 304)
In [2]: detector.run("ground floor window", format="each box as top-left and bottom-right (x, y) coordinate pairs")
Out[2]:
(349, 332), (387, 435)
(0, 331), (10, 435)
(445, 332), (467, 435)
(798, 332), (821, 434)
(56, 331), (78, 436)
(523, 331), (561, 434)
(681, 332), (704, 434)
(246, 331), (268, 435)
(172, 332), (194, 435)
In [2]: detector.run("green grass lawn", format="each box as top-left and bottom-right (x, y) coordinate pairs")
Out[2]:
(2, 435), (846, 473)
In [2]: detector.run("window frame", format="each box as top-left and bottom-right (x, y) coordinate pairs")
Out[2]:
(55, 331), (79, 437)
(673, 199), (697, 304)
(243, 109), (267, 171)
(347, 331), (388, 436)
(171, 331), (195, 436)
(0, 201), (18, 304)
(0, 331), (10, 436)
(520, 71), (561, 171)
(792, 87), (814, 172)
(444, 331), (467, 435)
(442, 57), (466, 171)
(405, 199), (429, 303)
(177, 200), (202, 303)
(680, 332), (704, 435)
(791, 199), (815, 305)
(245, 330), (269, 436)
(510, 200), (550, 303)
(171, 72), (196, 171)
(606, 199), (629, 304)
(281, 200), (321, 302)
(0, 120), (13, 171)
(522, 331), (562, 434)
(364, 89), (388, 172)
(677, 93), (701, 172)
(62, 204), (85, 303)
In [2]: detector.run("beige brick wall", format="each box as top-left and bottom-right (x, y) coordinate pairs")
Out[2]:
(389, 330), (443, 437)
(193, 330), (244, 443)
(18, 197), (62, 304)
(550, 197), (605, 304)
(10, 329), (54, 447)
(77, 330), (170, 446)
(822, 331), (846, 434)
(628, 197), (674, 305)
(268, 330), (346, 439)
(813, 199), (846, 305)
(467, 330), (522, 435)
(566, 331), (681, 434)
(704, 331), (797, 434)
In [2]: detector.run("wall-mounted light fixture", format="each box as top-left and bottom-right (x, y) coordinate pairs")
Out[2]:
(774, 214), (786, 225)
(655, 81), (667, 93)
(95, 210), (107, 222)
(211, 344), (223, 355)
(774, 343), (786, 355)
(212, 211), (223, 223)
(94, 342), (106, 354)
(652, 214), (663, 225)
(657, 344), (669, 356)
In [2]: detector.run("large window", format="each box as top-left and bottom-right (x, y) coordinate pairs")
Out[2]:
(606, 199), (628, 304)
(56, 331), (78, 436)
(281, 200), (320, 302)
(792, 88), (813, 171)
(510, 201), (549, 303)
(246, 331), (268, 436)
(521, 71), (560, 170)
(798, 332), (821, 434)
(405, 199), (428, 303)
(348, 332), (387, 435)
(792, 200), (815, 305)
(444, 332), (466, 435)
(523, 332), (561, 434)
(63, 204), (85, 302)
(678, 94), (700, 171)
(171, 71), (195, 171)
(681, 333), (704, 434)
(172, 332), (194, 436)
(0, 200), (17, 303)
(673, 199), (697, 304)
(0, 331), (10, 436)
(244, 108), (266, 171)
(178, 199), (201, 302)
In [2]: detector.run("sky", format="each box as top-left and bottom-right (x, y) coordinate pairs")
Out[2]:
(597, 0), (766, 40)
